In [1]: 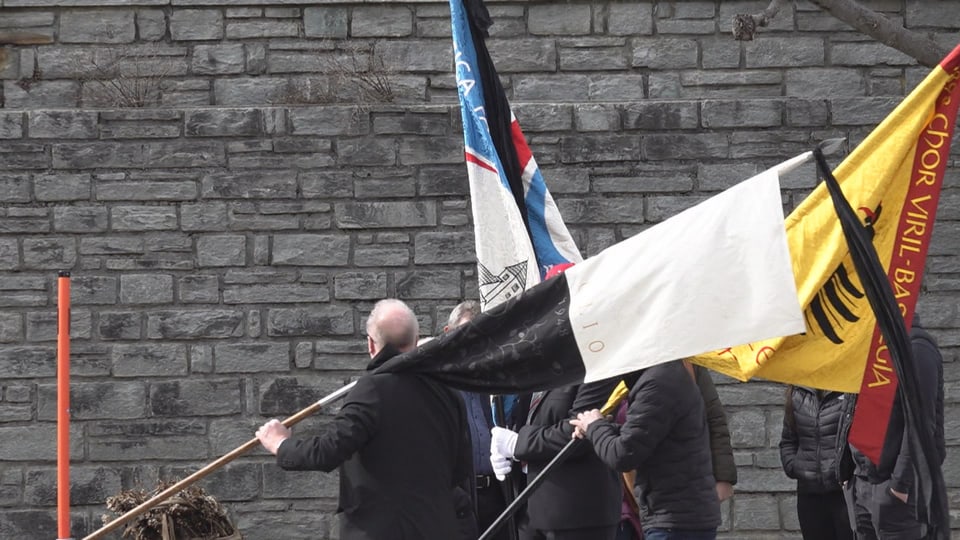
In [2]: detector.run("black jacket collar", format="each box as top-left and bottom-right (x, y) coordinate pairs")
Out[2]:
(365, 343), (403, 371)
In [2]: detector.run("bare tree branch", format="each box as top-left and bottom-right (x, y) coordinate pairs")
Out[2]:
(809, 0), (948, 67)
(733, 0), (790, 41)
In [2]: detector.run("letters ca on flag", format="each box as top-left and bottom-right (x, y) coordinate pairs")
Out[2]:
(693, 43), (960, 394)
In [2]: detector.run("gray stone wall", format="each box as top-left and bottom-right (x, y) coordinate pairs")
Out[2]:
(0, 1), (958, 539)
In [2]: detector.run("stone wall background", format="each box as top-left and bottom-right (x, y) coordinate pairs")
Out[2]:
(0, 1), (959, 539)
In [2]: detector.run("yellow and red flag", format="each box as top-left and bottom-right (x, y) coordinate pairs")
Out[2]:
(693, 43), (960, 463)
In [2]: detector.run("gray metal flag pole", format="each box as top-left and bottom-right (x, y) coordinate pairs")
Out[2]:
(83, 381), (357, 540)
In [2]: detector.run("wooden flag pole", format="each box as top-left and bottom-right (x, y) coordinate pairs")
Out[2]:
(57, 272), (72, 540)
(83, 380), (358, 540)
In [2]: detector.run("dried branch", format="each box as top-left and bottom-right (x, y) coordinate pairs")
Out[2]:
(808, 0), (949, 67)
(733, 0), (790, 41)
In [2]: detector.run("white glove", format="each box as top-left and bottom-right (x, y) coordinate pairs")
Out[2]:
(490, 426), (518, 459)
(490, 450), (513, 481)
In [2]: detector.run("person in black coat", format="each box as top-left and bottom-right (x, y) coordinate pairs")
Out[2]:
(838, 319), (946, 540)
(779, 386), (853, 540)
(255, 299), (477, 540)
(570, 360), (721, 540)
(490, 381), (623, 540)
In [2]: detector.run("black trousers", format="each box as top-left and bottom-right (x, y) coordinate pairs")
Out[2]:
(797, 490), (853, 540)
(477, 479), (512, 540)
(851, 477), (924, 540)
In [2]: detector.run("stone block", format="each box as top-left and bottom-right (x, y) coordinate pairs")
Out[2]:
(337, 138), (397, 166)
(27, 111), (97, 138)
(733, 494), (782, 530)
(528, 4), (591, 35)
(0, 112), (23, 139)
(702, 99), (783, 128)
(413, 232), (475, 264)
(398, 136), (462, 165)
(622, 101), (699, 130)
(53, 141), (224, 169)
(0, 424), (80, 461)
(0, 174), (30, 203)
(607, 3), (653, 35)
(88, 434), (208, 461)
(150, 379), (241, 416)
(304, 7), (348, 38)
(3, 80), (80, 109)
(560, 45), (628, 71)
(60, 10), (135, 44)
(334, 272), (387, 299)
(0, 312), (22, 343)
(513, 74), (591, 101)
(351, 6), (413, 37)
(745, 37), (824, 68)
(202, 170), (297, 199)
(226, 20), (299, 39)
(170, 9), (224, 40)
(785, 68), (866, 97)
(223, 283), (330, 304)
(513, 103), (573, 132)
(354, 178), (415, 199)
(192, 44), (245, 75)
(632, 38), (698, 69)
(560, 134), (642, 163)
(587, 73), (646, 101)
(164, 461), (259, 502)
(146, 310), (244, 339)
(34, 173), (91, 201)
(38, 381), (145, 421)
(137, 9), (166, 41)
(22, 237), (76, 270)
(266, 306), (354, 337)
(555, 197), (646, 224)
(258, 375), (348, 415)
(335, 201), (437, 229)
(233, 510), (331, 540)
(110, 343), (187, 377)
(179, 202), (228, 232)
(196, 235), (246, 267)
(214, 342), (289, 373)
(52, 206), (108, 233)
(0, 346), (55, 378)
(488, 39), (557, 72)
(0, 239), (18, 271)
(178, 275), (219, 303)
(25, 309), (91, 342)
(729, 409), (769, 448)
(644, 133), (729, 161)
(354, 245), (411, 267)
(374, 40), (452, 72)
(271, 234), (350, 266)
(111, 206), (177, 231)
(96, 311), (142, 341)
(186, 108), (260, 137)
(120, 274), (174, 304)
(395, 269), (460, 299)
(372, 113), (450, 135)
(831, 96), (900, 126)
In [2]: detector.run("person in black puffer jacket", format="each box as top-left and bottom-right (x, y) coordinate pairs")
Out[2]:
(571, 361), (721, 540)
(780, 386), (853, 540)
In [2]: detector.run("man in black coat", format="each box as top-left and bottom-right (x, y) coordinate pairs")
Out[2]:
(571, 360), (721, 540)
(255, 298), (476, 540)
(490, 380), (623, 540)
(839, 318), (946, 540)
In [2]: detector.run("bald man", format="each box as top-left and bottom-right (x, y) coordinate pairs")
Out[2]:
(256, 299), (476, 540)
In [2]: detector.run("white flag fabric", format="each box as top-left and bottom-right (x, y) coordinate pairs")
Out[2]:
(567, 156), (808, 382)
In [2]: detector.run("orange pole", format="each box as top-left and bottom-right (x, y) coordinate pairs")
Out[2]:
(57, 271), (72, 540)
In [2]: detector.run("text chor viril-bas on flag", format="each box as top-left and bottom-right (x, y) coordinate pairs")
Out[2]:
(376, 157), (807, 393)
(692, 43), (960, 462)
(450, 0), (581, 313)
